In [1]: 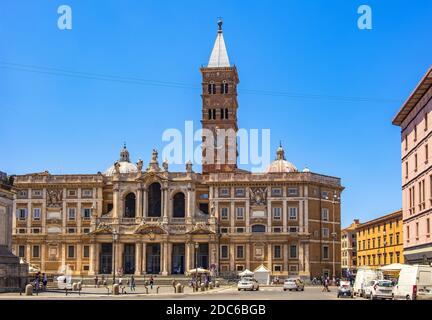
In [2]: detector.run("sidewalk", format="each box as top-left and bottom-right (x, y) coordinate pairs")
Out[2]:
(0, 284), (232, 299)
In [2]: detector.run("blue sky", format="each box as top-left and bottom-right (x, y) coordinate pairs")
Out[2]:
(1, 0), (431, 227)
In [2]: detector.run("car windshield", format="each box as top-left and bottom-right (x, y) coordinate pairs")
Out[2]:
(367, 280), (376, 286)
(378, 281), (393, 287)
(285, 279), (296, 283)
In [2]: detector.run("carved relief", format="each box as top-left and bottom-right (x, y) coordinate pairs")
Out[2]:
(249, 187), (267, 206)
(46, 189), (63, 207)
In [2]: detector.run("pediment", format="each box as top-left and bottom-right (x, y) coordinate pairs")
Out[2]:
(90, 222), (113, 235)
(134, 222), (168, 235)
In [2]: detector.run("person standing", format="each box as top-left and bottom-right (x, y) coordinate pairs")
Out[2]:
(94, 275), (99, 288)
(42, 273), (48, 291)
(149, 275), (154, 290)
(129, 275), (136, 292)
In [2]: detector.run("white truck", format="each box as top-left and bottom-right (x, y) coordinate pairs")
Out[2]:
(353, 267), (383, 297)
(393, 264), (432, 300)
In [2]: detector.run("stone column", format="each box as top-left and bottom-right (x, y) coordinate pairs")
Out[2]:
(143, 188), (148, 218)
(185, 242), (191, 273)
(304, 243), (310, 276)
(115, 242), (123, 274)
(76, 244), (82, 272)
(142, 243), (147, 274)
(283, 200), (287, 232)
(298, 242), (304, 272)
(61, 243), (66, 269)
(41, 244), (46, 272)
(267, 200), (272, 232)
(89, 242), (96, 275)
(245, 194), (250, 232)
(167, 243), (172, 275)
(267, 243), (272, 273)
(163, 188), (169, 223)
(230, 202), (235, 232)
(246, 243), (251, 270)
(42, 188), (47, 234)
(26, 202), (31, 230)
(299, 200), (304, 233)
(304, 186), (309, 233)
(77, 201), (82, 234)
(26, 245), (31, 263)
(135, 242), (142, 275)
(283, 243), (288, 275)
(136, 188), (143, 220)
(229, 244), (235, 271)
(161, 242), (169, 275)
(113, 185), (120, 219)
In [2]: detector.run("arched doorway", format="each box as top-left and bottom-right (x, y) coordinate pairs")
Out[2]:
(148, 182), (161, 217)
(124, 193), (136, 218)
(173, 192), (185, 218)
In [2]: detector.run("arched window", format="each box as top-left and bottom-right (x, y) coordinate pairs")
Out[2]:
(148, 182), (161, 217)
(173, 192), (185, 218)
(208, 82), (216, 94)
(251, 224), (266, 233)
(221, 81), (228, 94)
(124, 193), (136, 218)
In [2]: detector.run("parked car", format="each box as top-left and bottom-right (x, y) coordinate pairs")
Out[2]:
(237, 277), (260, 291)
(337, 280), (353, 298)
(393, 264), (432, 300)
(364, 279), (394, 300)
(283, 278), (305, 291)
(353, 267), (383, 297)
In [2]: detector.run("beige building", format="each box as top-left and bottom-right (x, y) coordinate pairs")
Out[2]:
(341, 219), (359, 277)
(11, 21), (343, 280)
(0, 172), (27, 292)
(393, 67), (432, 264)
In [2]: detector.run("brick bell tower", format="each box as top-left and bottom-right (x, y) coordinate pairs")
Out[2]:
(201, 19), (239, 174)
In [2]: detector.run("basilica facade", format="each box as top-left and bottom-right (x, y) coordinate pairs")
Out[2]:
(11, 21), (343, 280)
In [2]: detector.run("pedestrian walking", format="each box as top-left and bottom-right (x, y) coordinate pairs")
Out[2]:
(94, 275), (99, 288)
(42, 273), (48, 291)
(130, 275), (136, 292)
(149, 275), (154, 290)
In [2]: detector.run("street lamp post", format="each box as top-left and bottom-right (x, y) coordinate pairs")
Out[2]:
(112, 230), (119, 284)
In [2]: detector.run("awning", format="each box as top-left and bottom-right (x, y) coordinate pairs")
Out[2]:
(239, 269), (254, 277)
(380, 263), (406, 271)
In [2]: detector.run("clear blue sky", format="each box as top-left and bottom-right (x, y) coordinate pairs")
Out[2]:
(1, 1), (431, 227)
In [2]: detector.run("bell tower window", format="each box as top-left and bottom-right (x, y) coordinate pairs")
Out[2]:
(208, 82), (216, 94)
(220, 108), (224, 119)
(221, 81), (228, 94)
(225, 108), (229, 119)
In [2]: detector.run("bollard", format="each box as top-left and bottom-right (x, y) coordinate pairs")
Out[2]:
(144, 285), (148, 294)
(72, 283), (78, 291)
(200, 283), (205, 292)
(112, 284), (120, 295)
(156, 286), (160, 294)
(175, 283), (182, 293)
(209, 282), (214, 290)
(215, 280), (220, 288)
(25, 284), (33, 296)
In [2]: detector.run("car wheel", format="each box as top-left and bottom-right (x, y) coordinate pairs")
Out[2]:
(302, 287), (304, 291)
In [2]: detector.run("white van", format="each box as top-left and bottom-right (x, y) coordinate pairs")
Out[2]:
(353, 267), (383, 297)
(393, 265), (432, 300)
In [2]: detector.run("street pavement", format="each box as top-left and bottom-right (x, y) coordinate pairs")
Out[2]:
(0, 285), (360, 300)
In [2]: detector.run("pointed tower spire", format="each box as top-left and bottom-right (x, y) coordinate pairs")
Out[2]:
(207, 19), (230, 68)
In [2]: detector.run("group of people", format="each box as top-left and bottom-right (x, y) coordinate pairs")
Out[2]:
(93, 274), (157, 293)
(188, 274), (211, 290)
(33, 272), (48, 292)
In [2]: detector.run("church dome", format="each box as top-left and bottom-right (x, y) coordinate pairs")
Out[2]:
(264, 144), (297, 173)
(104, 144), (138, 176)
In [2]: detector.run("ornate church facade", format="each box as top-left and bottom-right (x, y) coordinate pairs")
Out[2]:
(11, 21), (343, 279)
